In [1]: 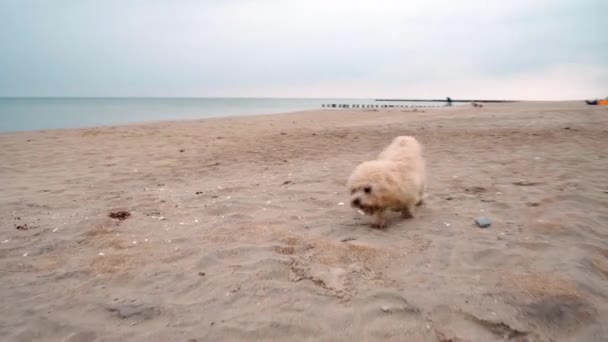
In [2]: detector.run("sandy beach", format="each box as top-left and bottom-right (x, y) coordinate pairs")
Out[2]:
(1, 101), (608, 341)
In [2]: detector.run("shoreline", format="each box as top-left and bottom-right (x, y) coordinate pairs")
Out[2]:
(1, 100), (578, 135)
(0, 105), (456, 135)
(0, 97), (476, 134)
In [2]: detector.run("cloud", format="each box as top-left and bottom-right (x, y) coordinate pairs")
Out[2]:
(0, 0), (606, 98)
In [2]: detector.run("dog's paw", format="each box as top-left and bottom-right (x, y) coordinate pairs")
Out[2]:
(371, 223), (386, 229)
(401, 210), (414, 219)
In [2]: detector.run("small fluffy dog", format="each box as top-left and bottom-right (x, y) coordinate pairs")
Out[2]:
(347, 136), (426, 229)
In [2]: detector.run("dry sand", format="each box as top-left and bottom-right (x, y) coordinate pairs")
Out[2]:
(1, 101), (607, 341)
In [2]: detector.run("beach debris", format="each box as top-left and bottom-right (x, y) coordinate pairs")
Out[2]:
(179, 149), (185, 152)
(341, 237), (357, 242)
(194, 219), (199, 223)
(475, 217), (492, 228)
(98, 252), (105, 256)
(464, 186), (486, 194)
(445, 196), (454, 201)
(380, 305), (391, 313)
(109, 211), (131, 221)
(338, 202), (345, 206)
(444, 222), (451, 227)
(52, 228), (58, 232)
(23, 253), (28, 257)
(226, 286), (241, 296)
(195, 191), (204, 195)
(513, 180), (542, 186)
(281, 180), (292, 186)
(106, 304), (159, 320)
(198, 272), (206, 277)
(15, 224), (29, 230)
(280, 132), (287, 135)
(2, 239), (9, 243)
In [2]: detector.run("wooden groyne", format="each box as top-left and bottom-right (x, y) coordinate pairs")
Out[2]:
(375, 98), (517, 103)
(320, 97), (516, 109)
(320, 103), (446, 109)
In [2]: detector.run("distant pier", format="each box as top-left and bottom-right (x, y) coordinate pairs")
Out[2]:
(320, 103), (447, 109)
(375, 98), (517, 103)
(320, 97), (516, 109)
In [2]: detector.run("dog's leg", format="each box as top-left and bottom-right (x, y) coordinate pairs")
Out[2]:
(371, 210), (386, 229)
(416, 188), (425, 206)
(401, 204), (415, 219)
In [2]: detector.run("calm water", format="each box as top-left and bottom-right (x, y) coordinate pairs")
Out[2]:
(0, 97), (440, 132)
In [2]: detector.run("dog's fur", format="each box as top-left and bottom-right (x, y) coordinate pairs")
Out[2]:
(347, 136), (426, 228)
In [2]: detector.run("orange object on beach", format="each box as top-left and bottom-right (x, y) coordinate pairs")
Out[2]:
(598, 99), (608, 106)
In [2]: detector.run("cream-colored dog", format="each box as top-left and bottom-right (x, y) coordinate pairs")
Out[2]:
(347, 136), (426, 228)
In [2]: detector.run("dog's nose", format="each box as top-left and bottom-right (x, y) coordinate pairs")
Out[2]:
(352, 198), (361, 207)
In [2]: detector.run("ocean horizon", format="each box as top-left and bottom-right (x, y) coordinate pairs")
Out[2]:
(0, 97), (444, 133)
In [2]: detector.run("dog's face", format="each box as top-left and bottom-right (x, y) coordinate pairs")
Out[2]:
(349, 183), (381, 214)
(348, 160), (401, 215)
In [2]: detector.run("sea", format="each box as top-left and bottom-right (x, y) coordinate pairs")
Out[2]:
(0, 97), (442, 132)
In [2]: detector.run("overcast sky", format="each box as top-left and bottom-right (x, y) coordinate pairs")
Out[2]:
(0, 0), (606, 99)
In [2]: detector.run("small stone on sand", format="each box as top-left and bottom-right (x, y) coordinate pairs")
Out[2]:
(475, 217), (492, 228)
